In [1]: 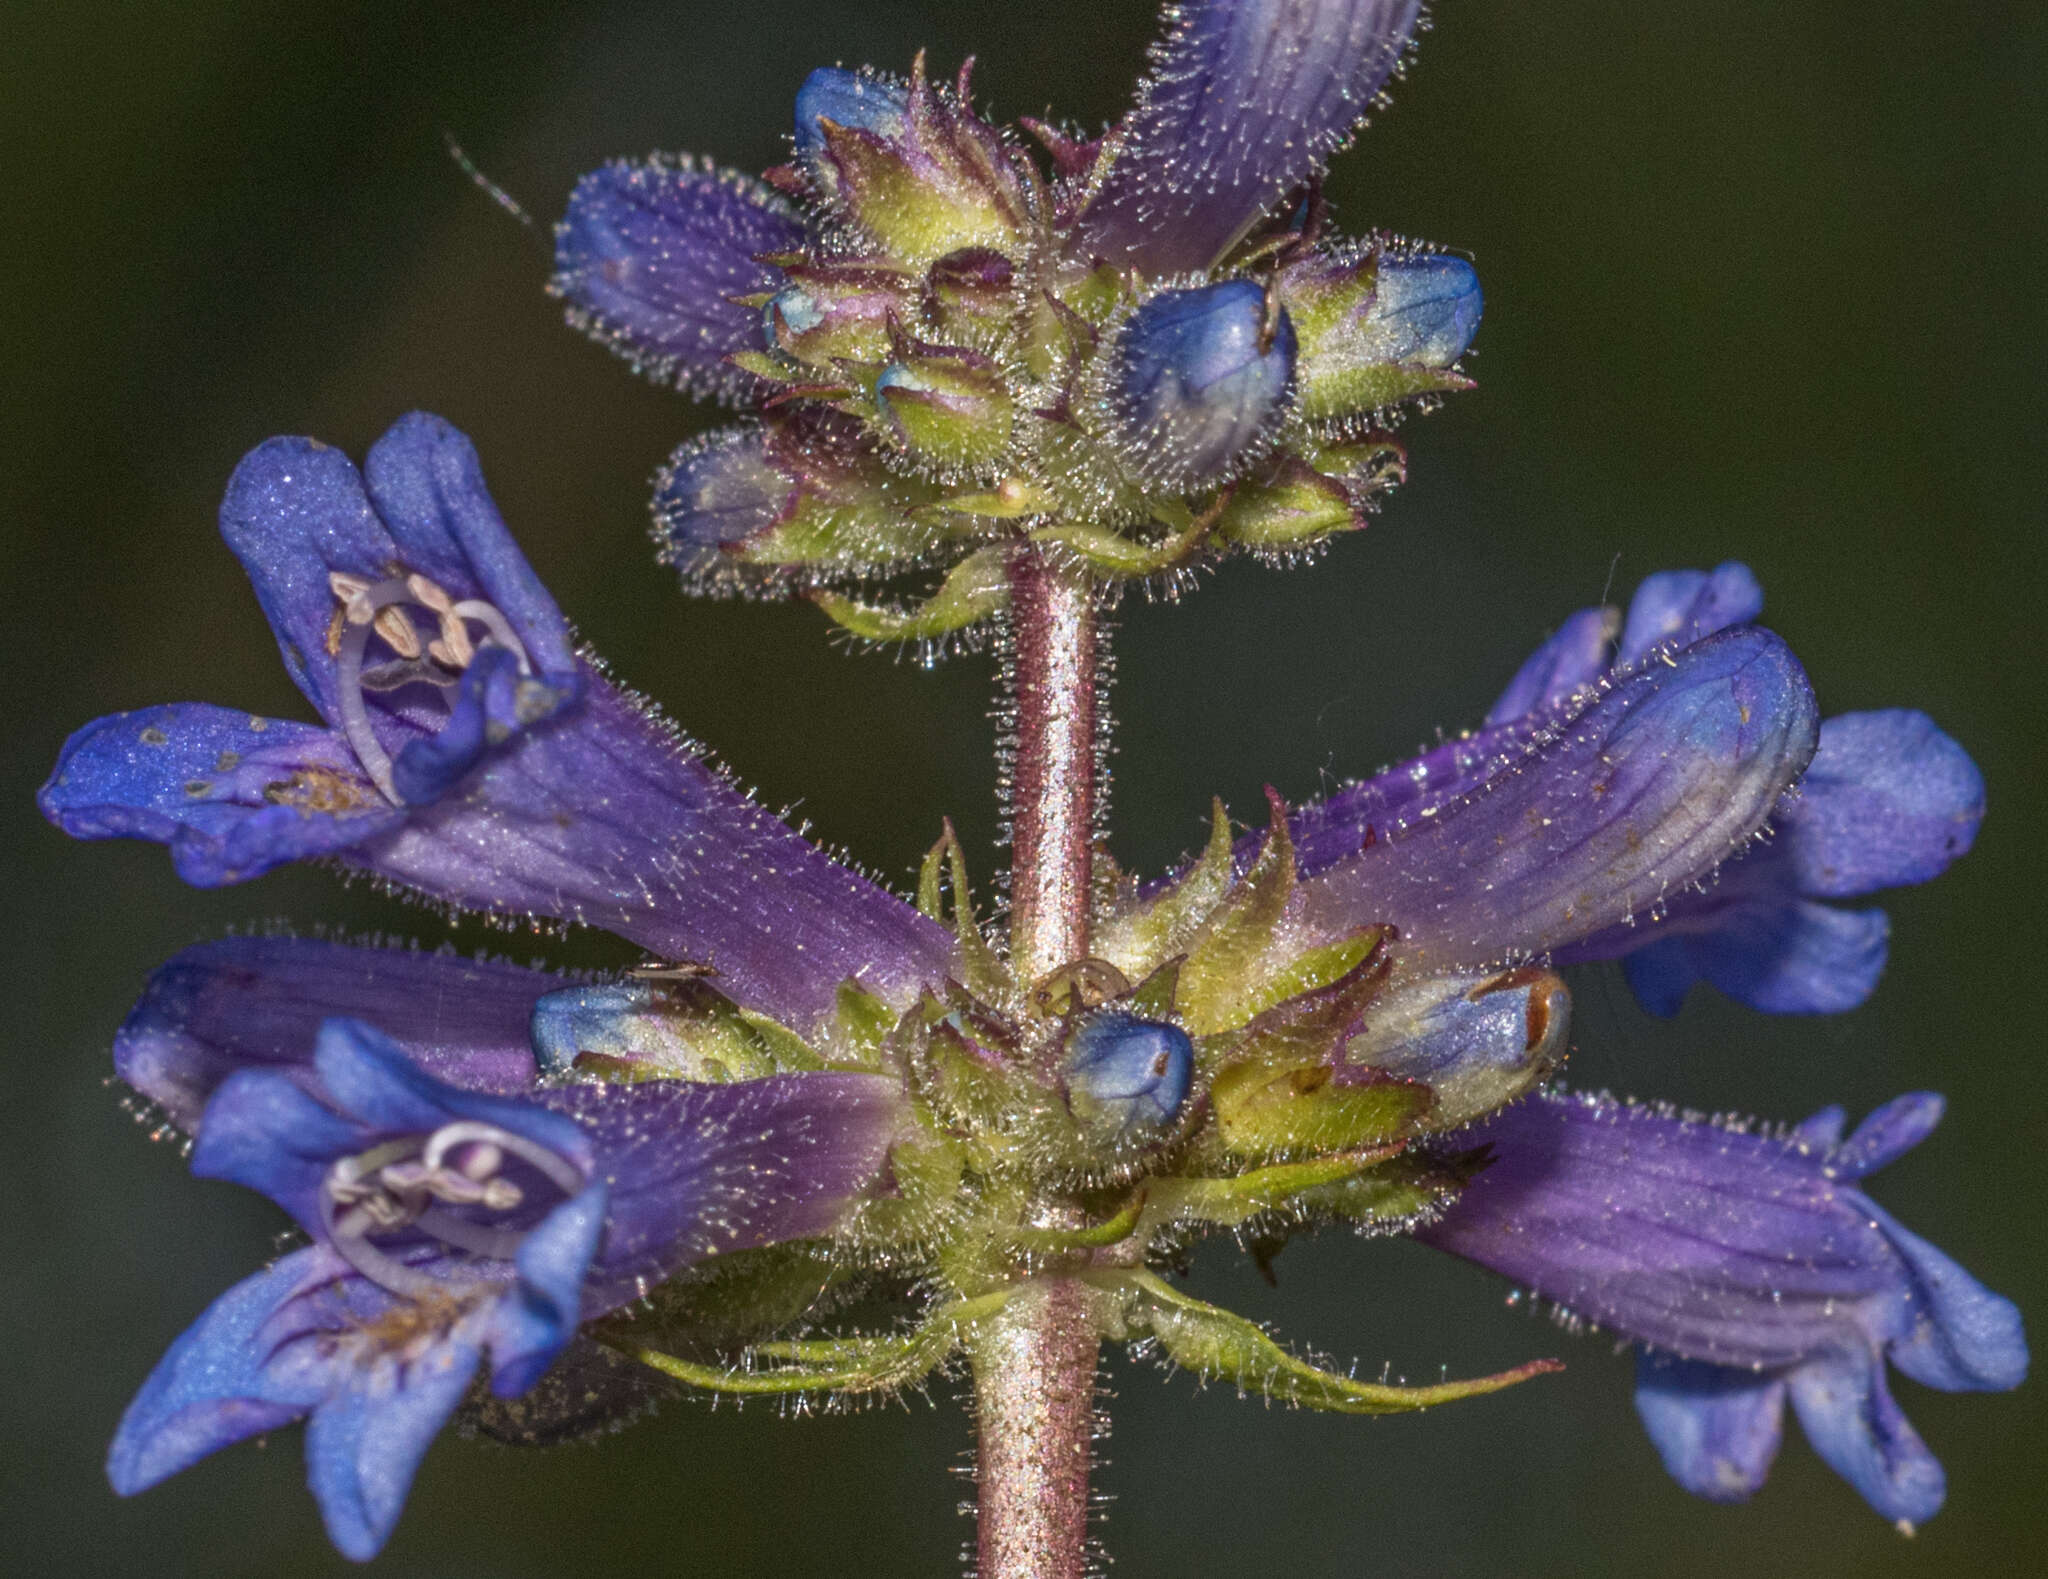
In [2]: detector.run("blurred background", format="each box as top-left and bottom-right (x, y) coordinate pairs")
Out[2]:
(5, 1), (2044, 1573)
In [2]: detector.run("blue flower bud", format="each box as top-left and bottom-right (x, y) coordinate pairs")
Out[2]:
(793, 67), (908, 160)
(1362, 253), (1482, 368)
(1063, 1010), (1194, 1142)
(1278, 248), (1482, 422)
(1111, 281), (1297, 487)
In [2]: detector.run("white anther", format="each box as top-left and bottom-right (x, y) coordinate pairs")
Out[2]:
(372, 605), (424, 659)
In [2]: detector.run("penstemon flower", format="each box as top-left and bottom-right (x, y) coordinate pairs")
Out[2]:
(38, 0), (2023, 1572)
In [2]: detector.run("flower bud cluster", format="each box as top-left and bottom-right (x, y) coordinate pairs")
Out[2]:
(567, 51), (1481, 640)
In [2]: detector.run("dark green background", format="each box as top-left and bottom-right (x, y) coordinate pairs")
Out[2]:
(5, 2), (2043, 1573)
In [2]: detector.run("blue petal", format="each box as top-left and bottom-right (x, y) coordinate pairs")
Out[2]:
(553, 158), (802, 400)
(1077, 0), (1423, 274)
(1344, 967), (1569, 1126)
(1620, 936), (1700, 1018)
(218, 436), (394, 718)
(1064, 1012), (1194, 1137)
(388, 645), (576, 805)
(1681, 897), (1890, 1015)
(1779, 710), (1985, 897)
(107, 1248), (337, 1496)
(489, 1184), (610, 1397)
(1786, 1352), (1946, 1528)
(361, 412), (579, 681)
(311, 1019), (591, 1168)
(1634, 1353), (1786, 1503)
(1485, 605), (1619, 725)
(300, 1316), (484, 1561)
(1865, 1200), (2029, 1394)
(192, 1068), (365, 1231)
(652, 425), (791, 573)
(1830, 1092), (1943, 1179)
(38, 704), (399, 887)
(1616, 562), (1764, 667)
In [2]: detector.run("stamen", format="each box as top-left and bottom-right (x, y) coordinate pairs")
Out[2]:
(326, 571), (539, 804)
(318, 1119), (586, 1301)
(449, 600), (533, 675)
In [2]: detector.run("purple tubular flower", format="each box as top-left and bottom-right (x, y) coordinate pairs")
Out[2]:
(551, 158), (804, 400)
(1251, 563), (1978, 1013)
(1075, 0), (1423, 274)
(109, 1018), (905, 1559)
(1416, 1091), (2027, 1526)
(1295, 627), (1820, 974)
(39, 415), (956, 1034)
(1111, 281), (1297, 486)
(115, 935), (559, 1132)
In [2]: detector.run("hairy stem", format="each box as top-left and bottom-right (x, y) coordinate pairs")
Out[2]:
(1004, 544), (1099, 992)
(973, 544), (1104, 1579)
(971, 1278), (1099, 1579)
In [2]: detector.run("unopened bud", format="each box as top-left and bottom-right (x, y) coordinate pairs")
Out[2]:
(1063, 1011), (1194, 1144)
(1110, 281), (1297, 487)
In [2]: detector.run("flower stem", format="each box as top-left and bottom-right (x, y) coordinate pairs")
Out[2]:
(972, 543), (1104, 1579)
(1004, 544), (1099, 992)
(971, 1277), (1099, 1579)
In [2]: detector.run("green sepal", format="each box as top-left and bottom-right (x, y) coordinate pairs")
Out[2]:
(810, 545), (1009, 640)
(832, 980), (899, 1066)
(1298, 362), (1474, 424)
(916, 820), (1004, 997)
(1028, 506), (1211, 578)
(1096, 1269), (1562, 1414)
(617, 1289), (1012, 1397)
(722, 1007), (823, 1071)
(1175, 791), (1297, 1034)
(1217, 936), (1389, 1068)
(1094, 798), (1234, 981)
(600, 1241), (848, 1359)
(1206, 1059), (1431, 1159)
(1211, 458), (1358, 548)
(1138, 1150), (1400, 1234)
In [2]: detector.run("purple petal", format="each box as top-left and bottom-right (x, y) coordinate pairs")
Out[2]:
(1615, 562), (1764, 667)
(351, 671), (956, 1033)
(1417, 1091), (1903, 1370)
(552, 158), (802, 401)
(114, 936), (555, 1132)
(38, 703), (401, 886)
(1778, 710), (1985, 898)
(1417, 1090), (2026, 1522)
(1485, 606), (1618, 726)
(1076, 0), (1422, 274)
(540, 1070), (907, 1304)
(1297, 628), (1819, 971)
(1634, 1354), (1786, 1503)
